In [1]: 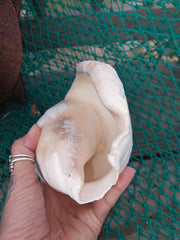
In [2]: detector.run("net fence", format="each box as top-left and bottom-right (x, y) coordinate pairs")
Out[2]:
(0, 0), (180, 239)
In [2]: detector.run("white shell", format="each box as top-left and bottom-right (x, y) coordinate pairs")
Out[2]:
(36, 61), (133, 204)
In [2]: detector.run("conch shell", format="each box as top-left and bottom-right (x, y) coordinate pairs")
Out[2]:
(36, 61), (133, 204)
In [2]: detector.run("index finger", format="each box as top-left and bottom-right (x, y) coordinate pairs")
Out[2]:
(92, 166), (136, 222)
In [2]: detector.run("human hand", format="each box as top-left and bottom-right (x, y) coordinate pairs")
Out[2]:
(0, 124), (136, 240)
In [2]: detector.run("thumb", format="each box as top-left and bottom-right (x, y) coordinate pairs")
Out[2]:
(11, 124), (41, 179)
(0, 125), (43, 238)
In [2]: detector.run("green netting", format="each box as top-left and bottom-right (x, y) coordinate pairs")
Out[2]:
(0, 0), (180, 239)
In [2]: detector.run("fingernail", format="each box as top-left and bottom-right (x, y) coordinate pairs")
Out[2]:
(24, 124), (37, 148)
(132, 168), (136, 179)
(27, 124), (36, 135)
(126, 167), (136, 178)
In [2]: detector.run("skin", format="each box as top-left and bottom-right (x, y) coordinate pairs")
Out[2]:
(0, 124), (136, 240)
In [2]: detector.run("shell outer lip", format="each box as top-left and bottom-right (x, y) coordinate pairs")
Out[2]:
(34, 158), (46, 182)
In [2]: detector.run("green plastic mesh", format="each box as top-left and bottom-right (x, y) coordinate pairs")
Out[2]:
(0, 0), (180, 239)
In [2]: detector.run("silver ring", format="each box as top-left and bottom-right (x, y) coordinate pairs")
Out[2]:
(9, 154), (35, 173)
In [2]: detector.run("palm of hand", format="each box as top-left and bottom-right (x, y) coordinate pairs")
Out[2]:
(36, 168), (134, 240)
(1, 166), (134, 240)
(0, 125), (135, 240)
(1, 172), (101, 240)
(43, 184), (102, 240)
